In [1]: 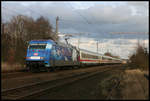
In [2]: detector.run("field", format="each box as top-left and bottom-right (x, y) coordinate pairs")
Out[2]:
(1, 62), (25, 73)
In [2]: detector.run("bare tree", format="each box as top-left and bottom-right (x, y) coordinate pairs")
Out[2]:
(1, 15), (58, 64)
(129, 43), (149, 70)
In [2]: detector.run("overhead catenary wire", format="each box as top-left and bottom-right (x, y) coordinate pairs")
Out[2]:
(68, 3), (92, 25)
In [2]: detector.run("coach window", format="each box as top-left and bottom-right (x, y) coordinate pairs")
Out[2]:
(81, 53), (84, 58)
(82, 53), (86, 58)
(85, 53), (88, 58)
(86, 54), (89, 58)
(89, 54), (92, 58)
(91, 55), (94, 59)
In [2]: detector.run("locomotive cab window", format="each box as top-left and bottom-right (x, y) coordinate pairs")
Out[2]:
(29, 44), (47, 49)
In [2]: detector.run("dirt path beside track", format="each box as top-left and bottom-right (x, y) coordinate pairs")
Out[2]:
(121, 69), (149, 100)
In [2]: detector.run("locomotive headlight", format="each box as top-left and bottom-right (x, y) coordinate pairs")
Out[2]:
(26, 57), (31, 59)
(40, 57), (44, 59)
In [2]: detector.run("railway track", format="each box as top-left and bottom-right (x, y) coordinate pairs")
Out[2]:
(2, 71), (31, 79)
(106, 72), (123, 100)
(2, 64), (123, 80)
(2, 66), (120, 100)
(2, 68), (78, 79)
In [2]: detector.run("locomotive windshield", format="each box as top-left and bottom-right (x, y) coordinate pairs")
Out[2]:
(28, 43), (52, 49)
(29, 44), (47, 49)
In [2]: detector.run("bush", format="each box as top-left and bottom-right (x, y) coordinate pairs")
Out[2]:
(128, 43), (149, 71)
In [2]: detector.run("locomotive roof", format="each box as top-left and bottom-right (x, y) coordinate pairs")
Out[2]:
(29, 39), (55, 43)
(29, 39), (77, 49)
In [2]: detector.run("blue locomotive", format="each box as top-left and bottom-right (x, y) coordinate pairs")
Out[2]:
(26, 40), (79, 72)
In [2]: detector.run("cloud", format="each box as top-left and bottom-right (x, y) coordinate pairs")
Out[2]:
(2, 1), (148, 34)
(2, 1), (149, 59)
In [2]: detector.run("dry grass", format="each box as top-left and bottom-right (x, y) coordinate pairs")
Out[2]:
(125, 69), (149, 76)
(125, 69), (142, 74)
(121, 69), (149, 100)
(1, 62), (25, 73)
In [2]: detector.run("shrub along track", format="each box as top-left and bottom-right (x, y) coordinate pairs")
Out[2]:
(1, 64), (124, 100)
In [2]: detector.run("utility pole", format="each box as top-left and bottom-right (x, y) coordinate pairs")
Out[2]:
(55, 16), (59, 40)
(78, 38), (80, 49)
(77, 33), (89, 49)
(97, 40), (99, 53)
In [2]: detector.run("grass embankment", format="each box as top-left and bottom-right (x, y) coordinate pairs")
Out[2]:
(122, 69), (149, 99)
(99, 68), (148, 100)
(1, 62), (26, 73)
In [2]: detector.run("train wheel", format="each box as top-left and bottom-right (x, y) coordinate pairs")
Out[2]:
(74, 66), (79, 69)
(59, 67), (63, 70)
(67, 66), (72, 70)
(30, 66), (36, 73)
(26, 66), (30, 72)
(50, 67), (55, 72)
(30, 66), (40, 73)
(46, 68), (51, 72)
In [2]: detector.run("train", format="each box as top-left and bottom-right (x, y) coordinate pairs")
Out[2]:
(25, 39), (123, 72)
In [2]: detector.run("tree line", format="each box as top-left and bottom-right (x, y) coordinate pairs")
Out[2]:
(104, 52), (120, 59)
(1, 15), (58, 64)
(128, 43), (149, 70)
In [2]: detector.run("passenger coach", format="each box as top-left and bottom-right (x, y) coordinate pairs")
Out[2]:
(79, 49), (122, 67)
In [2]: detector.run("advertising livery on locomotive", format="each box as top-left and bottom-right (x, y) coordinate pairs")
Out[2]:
(26, 40), (79, 72)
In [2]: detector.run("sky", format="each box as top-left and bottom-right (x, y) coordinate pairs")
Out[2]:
(2, 1), (149, 59)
